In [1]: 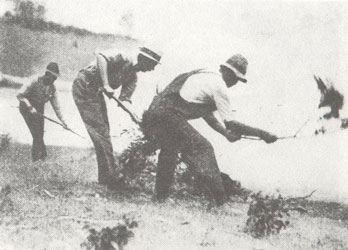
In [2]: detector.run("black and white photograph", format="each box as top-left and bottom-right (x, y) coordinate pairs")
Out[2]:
(0, 0), (348, 249)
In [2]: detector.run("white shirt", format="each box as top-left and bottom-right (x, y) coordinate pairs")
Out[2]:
(179, 70), (235, 122)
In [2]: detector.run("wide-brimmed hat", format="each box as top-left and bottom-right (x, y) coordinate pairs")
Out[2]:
(139, 47), (162, 64)
(222, 54), (248, 83)
(45, 62), (60, 77)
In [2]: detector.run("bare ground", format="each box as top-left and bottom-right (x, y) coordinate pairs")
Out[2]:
(1, 142), (348, 250)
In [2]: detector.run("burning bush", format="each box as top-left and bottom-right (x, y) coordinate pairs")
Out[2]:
(314, 75), (344, 120)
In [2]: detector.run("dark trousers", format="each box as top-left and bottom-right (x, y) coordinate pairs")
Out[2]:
(143, 112), (226, 204)
(72, 74), (116, 184)
(19, 102), (47, 161)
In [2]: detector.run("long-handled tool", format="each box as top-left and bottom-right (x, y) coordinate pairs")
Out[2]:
(241, 117), (312, 141)
(11, 105), (86, 139)
(103, 91), (140, 125)
(277, 117), (311, 140)
(104, 92), (314, 143)
(35, 112), (86, 139)
(104, 94), (273, 142)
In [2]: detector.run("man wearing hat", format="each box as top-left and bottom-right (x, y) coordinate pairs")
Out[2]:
(142, 54), (277, 205)
(16, 62), (68, 161)
(72, 46), (162, 187)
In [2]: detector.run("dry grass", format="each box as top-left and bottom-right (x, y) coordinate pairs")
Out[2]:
(0, 142), (348, 250)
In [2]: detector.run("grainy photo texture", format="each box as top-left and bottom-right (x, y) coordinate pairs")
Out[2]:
(0, 0), (348, 249)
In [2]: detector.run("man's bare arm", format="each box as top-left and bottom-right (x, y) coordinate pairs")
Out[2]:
(225, 120), (277, 143)
(203, 113), (228, 137)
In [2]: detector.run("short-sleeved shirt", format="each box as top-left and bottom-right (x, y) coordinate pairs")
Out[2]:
(83, 49), (138, 102)
(17, 75), (56, 106)
(179, 71), (235, 122)
(16, 75), (65, 122)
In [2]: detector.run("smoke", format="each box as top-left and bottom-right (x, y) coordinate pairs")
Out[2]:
(118, 11), (134, 37)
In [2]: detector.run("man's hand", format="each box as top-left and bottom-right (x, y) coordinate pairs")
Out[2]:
(131, 113), (141, 124)
(341, 118), (348, 129)
(100, 86), (114, 99)
(225, 130), (241, 142)
(261, 132), (278, 144)
(28, 106), (37, 115)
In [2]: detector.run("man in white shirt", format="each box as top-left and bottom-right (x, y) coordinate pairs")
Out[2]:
(142, 54), (277, 205)
(72, 46), (162, 187)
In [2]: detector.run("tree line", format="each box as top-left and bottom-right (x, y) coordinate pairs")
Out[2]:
(1, 0), (113, 38)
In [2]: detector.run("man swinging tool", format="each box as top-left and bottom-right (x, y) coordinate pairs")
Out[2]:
(16, 62), (69, 162)
(72, 46), (162, 187)
(142, 54), (278, 205)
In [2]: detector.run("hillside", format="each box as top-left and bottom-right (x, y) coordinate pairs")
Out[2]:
(0, 22), (137, 80)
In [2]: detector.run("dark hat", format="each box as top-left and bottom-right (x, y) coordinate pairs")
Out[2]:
(222, 54), (248, 83)
(46, 62), (60, 77)
(139, 47), (162, 64)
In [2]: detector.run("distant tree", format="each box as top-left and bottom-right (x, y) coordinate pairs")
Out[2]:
(16, 0), (35, 23)
(72, 40), (78, 48)
(119, 11), (134, 36)
(4, 0), (47, 28)
(1, 0), (114, 37)
(4, 11), (13, 19)
(35, 4), (45, 20)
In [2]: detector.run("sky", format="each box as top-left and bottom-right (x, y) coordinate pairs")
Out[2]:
(1, 0), (348, 115)
(40, 1), (348, 92)
(2, 0), (348, 129)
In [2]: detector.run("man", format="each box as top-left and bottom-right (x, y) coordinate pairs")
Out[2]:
(142, 54), (277, 205)
(16, 62), (68, 161)
(72, 46), (162, 186)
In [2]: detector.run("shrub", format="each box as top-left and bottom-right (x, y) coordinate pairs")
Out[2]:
(245, 191), (310, 238)
(81, 216), (137, 250)
(0, 133), (11, 152)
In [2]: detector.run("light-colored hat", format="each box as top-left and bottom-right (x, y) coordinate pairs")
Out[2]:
(222, 54), (248, 83)
(139, 47), (163, 64)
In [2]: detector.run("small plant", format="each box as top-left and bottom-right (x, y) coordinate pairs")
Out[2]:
(119, 136), (156, 178)
(245, 191), (312, 238)
(341, 118), (348, 129)
(0, 185), (14, 214)
(81, 218), (136, 250)
(122, 215), (139, 229)
(0, 133), (11, 152)
(314, 126), (326, 135)
(116, 128), (158, 193)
